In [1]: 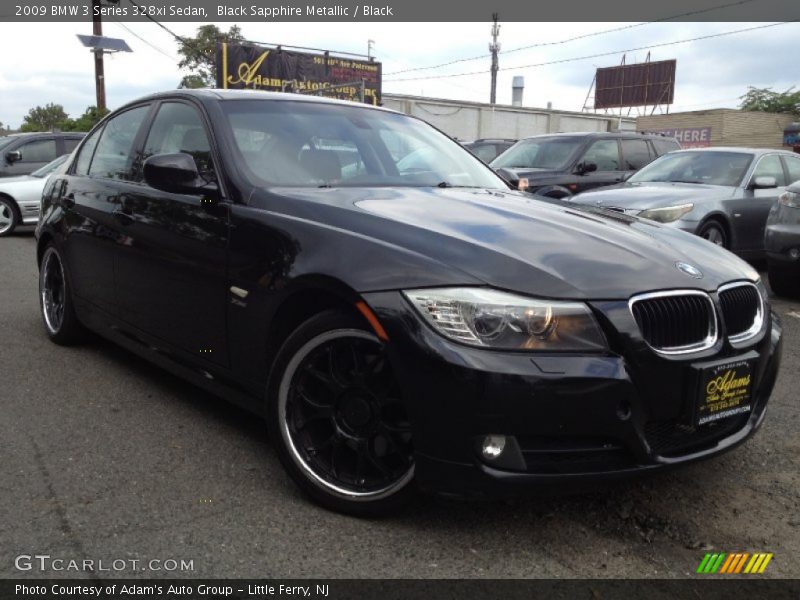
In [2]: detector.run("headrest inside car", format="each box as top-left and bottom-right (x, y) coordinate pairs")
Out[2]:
(299, 149), (341, 183)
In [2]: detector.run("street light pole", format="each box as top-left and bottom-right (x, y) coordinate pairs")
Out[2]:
(92, 0), (106, 112)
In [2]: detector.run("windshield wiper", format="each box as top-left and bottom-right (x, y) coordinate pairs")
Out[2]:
(435, 182), (485, 189)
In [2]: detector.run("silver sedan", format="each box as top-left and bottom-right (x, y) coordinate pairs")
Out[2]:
(568, 148), (800, 260)
(0, 154), (68, 236)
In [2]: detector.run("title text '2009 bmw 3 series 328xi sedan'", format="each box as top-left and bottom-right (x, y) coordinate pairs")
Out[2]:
(36, 90), (782, 515)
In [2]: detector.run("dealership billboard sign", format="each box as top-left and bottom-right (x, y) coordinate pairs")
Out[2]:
(215, 42), (382, 104)
(646, 127), (712, 148)
(594, 59), (676, 110)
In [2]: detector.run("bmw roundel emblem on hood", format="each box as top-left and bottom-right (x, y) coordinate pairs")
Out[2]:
(675, 261), (703, 279)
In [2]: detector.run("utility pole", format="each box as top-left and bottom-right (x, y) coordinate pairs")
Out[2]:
(489, 13), (500, 104)
(367, 39), (375, 61)
(92, 0), (106, 112)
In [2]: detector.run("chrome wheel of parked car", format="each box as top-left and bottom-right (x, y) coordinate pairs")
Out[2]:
(0, 197), (20, 237)
(698, 221), (728, 248)
(40, 248), (66, 334)
(38, 244), (84, 345)
(269, 311), (414, 514)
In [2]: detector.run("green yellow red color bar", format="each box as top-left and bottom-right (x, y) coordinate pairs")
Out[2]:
(696, 553), (773, 574)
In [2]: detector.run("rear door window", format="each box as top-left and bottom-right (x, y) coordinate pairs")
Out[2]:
(653, 138), (681, 156)
(74, 127), (103, 176)
(620, 139), (653, 170)
(89, 105), (149, 180)
(62, 137), (82, 154)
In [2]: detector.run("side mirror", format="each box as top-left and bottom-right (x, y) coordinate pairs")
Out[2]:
(5, 150), (21, 164)
(143, 153), (213, 195)
(494, 167), (520, 190)
(750, 176), (778, 190)
(576, 161), (597, 175)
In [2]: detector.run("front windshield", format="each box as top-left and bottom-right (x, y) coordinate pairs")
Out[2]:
(221, 100), (505, 189)
(628, 151), (753, 187)
(491, 137), (583, 170)
(30, 154), (68, 178)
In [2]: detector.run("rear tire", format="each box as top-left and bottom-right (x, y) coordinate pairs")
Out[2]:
(767, 260), (800, 299)
(0, 196), (20, 237)
(39, 244), (85, 345)
(267, 310), (415, 516)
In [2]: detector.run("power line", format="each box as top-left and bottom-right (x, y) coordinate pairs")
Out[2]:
(125, 0), (186, 43)
(110, 19), (177, 60)
(384, 21), (796, 83)
(383, 0), (758, 76)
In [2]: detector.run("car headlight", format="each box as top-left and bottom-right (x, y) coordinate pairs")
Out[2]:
(403, 287), (607, 351)
(779, 190), (800, 208)
(637, 203), (694, 223)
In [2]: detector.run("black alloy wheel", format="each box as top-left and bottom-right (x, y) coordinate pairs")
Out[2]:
(268, 310), (414, 515)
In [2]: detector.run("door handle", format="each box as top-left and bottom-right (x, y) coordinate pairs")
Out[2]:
(112, 209), (134, 226)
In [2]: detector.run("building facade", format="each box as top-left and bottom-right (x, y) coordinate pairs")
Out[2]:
(383, 94), (636, 141)
(636, 109), (795, 149)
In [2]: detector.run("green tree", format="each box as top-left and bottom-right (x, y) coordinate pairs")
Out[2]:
(739, 86), (800, 115)
(177, 24), (245, 88)
(19, 103), (69, 132)
(64, 106), (109, 131)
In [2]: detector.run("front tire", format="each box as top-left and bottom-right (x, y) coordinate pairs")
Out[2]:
(698, 220), (728, 248)
(267, 310), (415, 516)
(39, 244), (84, 345)
(767, 260), (800, 299)
(0, 196), (20, 237)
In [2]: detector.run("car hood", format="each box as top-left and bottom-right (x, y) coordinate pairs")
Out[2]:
(493, 167), (565, 181)
(0, 175), (36, 186)
(264, 186), (758, 299)
(569, 181), (737, 211)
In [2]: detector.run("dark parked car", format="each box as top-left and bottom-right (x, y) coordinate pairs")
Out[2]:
(765, 179), (800, 298)
(0, 132), (84, 178)
(37, 90), (781, 515)
(463, 138), (516, 163)
(490, 131), (680, 198)
(569, 148), (800, 260)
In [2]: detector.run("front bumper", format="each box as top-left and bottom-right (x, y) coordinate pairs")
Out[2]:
(363, 291), (782, 497)
(19, 201), (40, 225)
(765, 222), (800, 264)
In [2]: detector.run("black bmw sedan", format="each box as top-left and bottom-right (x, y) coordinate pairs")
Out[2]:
(37, 90), (782, 515)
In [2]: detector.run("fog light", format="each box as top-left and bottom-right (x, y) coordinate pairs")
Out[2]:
(481, 435), (507, 460)
(789, 247), (800, 260)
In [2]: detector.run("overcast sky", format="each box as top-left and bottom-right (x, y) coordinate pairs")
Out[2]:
(0, 20), (796, 128)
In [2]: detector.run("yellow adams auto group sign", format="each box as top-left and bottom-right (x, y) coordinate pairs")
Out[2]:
(215, 42), (382, 105)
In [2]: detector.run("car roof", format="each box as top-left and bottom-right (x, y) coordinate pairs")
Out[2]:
(0, 131), (84, 139)
(518, 131), (674, 141)
(671, 147), (794, 156)
(466, 138), (516, 143)
(120, 88), (401, 115)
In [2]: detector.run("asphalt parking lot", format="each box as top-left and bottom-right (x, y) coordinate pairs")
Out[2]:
(1, 230), (799, 579)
